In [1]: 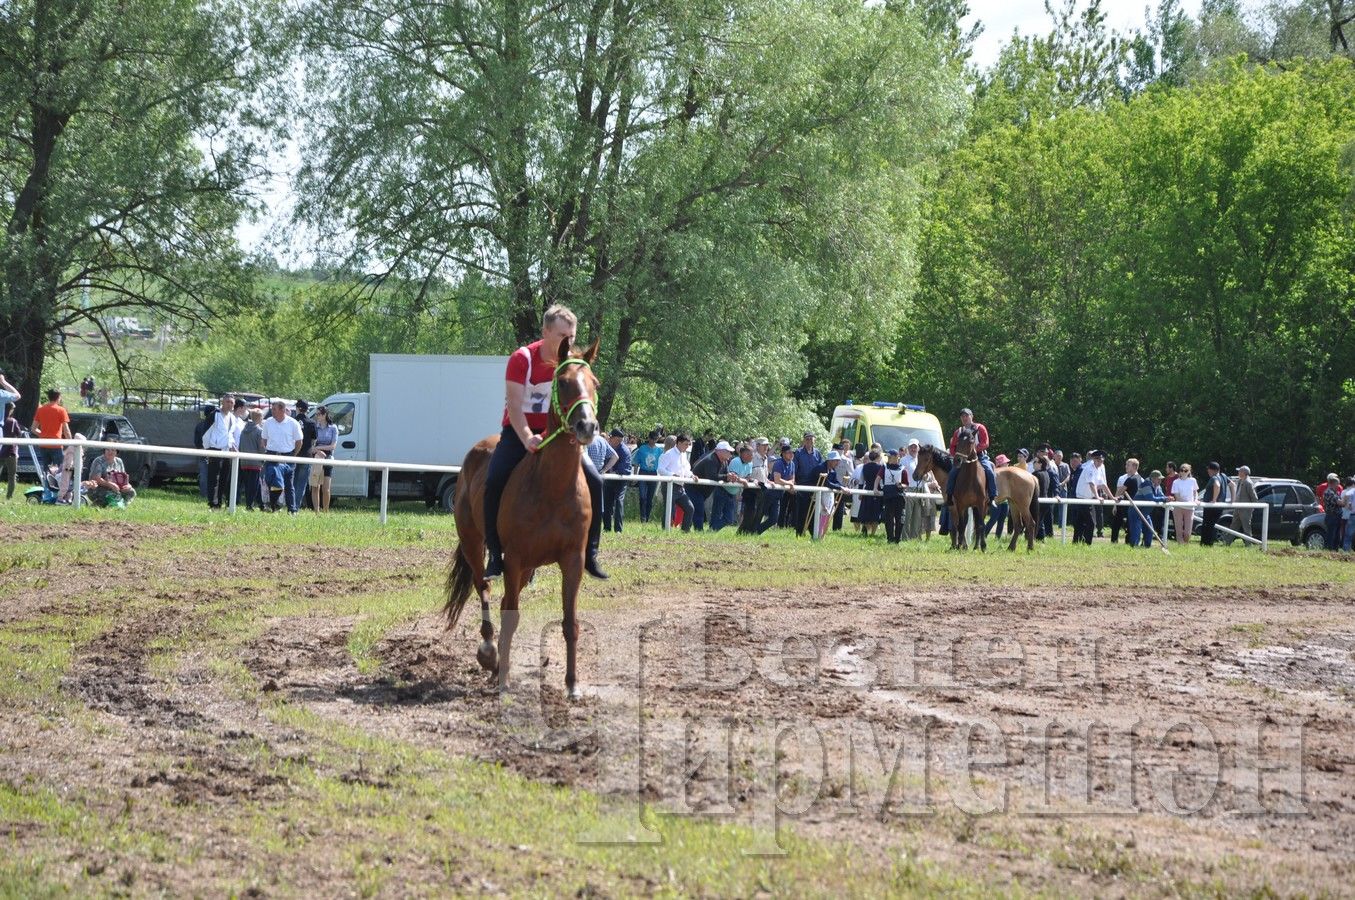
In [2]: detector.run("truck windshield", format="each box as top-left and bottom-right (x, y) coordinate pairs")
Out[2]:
(324, 401), (355, 436)
(870, 425), (943, 451)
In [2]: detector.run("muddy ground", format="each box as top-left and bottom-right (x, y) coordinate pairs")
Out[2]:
(2, 522), (1353, 895)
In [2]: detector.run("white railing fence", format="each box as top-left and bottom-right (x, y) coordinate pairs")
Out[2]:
(2, 436), (1271, 550)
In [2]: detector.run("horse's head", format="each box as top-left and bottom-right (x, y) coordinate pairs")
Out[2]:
(955, 425), (978, 460)
(554, 335), (600, 446)
(915, 444), (951, 481)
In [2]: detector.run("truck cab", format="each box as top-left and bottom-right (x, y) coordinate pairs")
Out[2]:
(318, 354), (508, 509)
(318, 393), (366, 499)
(829, 402), (944, 453)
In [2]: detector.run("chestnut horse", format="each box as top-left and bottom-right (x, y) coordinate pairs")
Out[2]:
(994, 466), (1039, 552)
(915, 427), (989, 550)
(443, 337), (600, 698)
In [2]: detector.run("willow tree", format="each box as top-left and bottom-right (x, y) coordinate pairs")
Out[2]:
(296, 0), (966, 429)
(0, 0), (283, 420)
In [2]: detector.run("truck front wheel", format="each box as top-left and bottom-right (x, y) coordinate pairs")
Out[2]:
(438, 477), (458, 513)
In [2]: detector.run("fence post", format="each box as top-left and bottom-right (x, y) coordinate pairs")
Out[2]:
(379, 467), (390, 525)
(228, 455), (239, 515)
(1059, 498), (1067, 543)
(1260, 503), (1269, 553)
(72, 443), (84, 509)
(663, 480), (673, 531)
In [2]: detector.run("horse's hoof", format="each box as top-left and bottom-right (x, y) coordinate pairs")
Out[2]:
(567, 685), (582, 702)
(477, 641), (498, 673)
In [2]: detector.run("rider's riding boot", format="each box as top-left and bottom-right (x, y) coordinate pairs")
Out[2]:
(484, 548), (504, 579)
(585, 545), (609, 580)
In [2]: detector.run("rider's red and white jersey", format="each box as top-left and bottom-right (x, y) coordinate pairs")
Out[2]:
(501, 339), (554, 432)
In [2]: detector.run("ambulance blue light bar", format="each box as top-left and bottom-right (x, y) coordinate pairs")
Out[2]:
(871, 401), (926, 412)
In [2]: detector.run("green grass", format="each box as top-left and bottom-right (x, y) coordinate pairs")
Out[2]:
(7, 489), (1349, 595)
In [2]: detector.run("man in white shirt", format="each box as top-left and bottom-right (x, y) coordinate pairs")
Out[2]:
(1342, 476), (1355, 553)
(900, 439), (920, 482)
(202, 393), (239, 509)
(656, 432), (697, 531)
(261, 400), (303, 513)
(1073, 449), (1112, 544)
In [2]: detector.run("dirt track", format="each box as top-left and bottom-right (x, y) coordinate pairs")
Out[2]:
(3, 522), (1354, 895)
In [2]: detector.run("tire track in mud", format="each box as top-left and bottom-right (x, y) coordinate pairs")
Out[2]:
(64, 608), (289, 806)
(54, 564), (431, 807)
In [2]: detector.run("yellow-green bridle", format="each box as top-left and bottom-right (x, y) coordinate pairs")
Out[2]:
(535, 357), (596, 451)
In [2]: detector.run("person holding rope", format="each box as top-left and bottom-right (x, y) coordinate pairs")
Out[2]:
(1113, 459), (1143, 546)
(1134, 470), (1168, 549)
(483, 305), (608, 580)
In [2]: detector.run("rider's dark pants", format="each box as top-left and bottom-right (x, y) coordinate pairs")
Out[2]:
(484, 426), (603, 559)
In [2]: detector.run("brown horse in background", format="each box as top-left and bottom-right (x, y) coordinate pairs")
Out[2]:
(916, 427), (989, 550)
(444, 337), (600, 699)
(995, 466), (1038, 552)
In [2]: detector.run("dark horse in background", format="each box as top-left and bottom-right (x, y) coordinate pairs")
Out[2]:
(915, 426), (989, 550)
(443, 337), (600, 699)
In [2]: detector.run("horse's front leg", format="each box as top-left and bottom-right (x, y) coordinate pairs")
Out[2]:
(978, 503), (988, 551)
(496, 569), (524, 691)
(560, 551), (585, 700)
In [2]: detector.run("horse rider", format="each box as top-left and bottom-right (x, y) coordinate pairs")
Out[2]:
(946, 407), (998, 508)
(482, 304), (608, 581)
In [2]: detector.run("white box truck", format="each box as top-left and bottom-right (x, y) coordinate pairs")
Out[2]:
(318, 354), (507, 509)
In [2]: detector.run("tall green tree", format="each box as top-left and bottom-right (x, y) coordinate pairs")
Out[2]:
(0, 0), (283, 421)
(904, 59), (1355, 477)
(296, 0), (966, 431)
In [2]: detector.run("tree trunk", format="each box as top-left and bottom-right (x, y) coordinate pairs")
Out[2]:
(0, 309), (51, 425)
(501, 0), (539, 346)
(597, 311), (634, 427)
(4, 4), (70, 426)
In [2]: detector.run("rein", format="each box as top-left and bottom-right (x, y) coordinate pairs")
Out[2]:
(535, 357), (594, 451)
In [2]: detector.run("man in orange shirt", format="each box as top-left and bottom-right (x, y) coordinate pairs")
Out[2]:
(32, 389), (71, 476)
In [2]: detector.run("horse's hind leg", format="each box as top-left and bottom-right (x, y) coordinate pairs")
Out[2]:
(477, 597), (498, 674)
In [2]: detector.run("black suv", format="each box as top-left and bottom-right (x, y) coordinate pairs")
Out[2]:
(18, 413), (154, 486)
(1193, 477), (1320, 545)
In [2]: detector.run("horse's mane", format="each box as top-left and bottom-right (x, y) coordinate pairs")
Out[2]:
(920, 444), (952, 473)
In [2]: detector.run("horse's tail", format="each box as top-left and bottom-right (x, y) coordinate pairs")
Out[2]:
(443, 543), (475, 629)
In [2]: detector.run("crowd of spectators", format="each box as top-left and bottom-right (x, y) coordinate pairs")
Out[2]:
(596, 415), (1355, 554)
(194, 394), (334, 514)
(590, 427), (942, 542)
(4, 375), (1354, 553)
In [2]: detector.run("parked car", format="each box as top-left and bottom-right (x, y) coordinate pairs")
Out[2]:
(1190, 477), (1320, 545)
(17, 413), (154, 487)
(1298, 512), (1340, 550)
